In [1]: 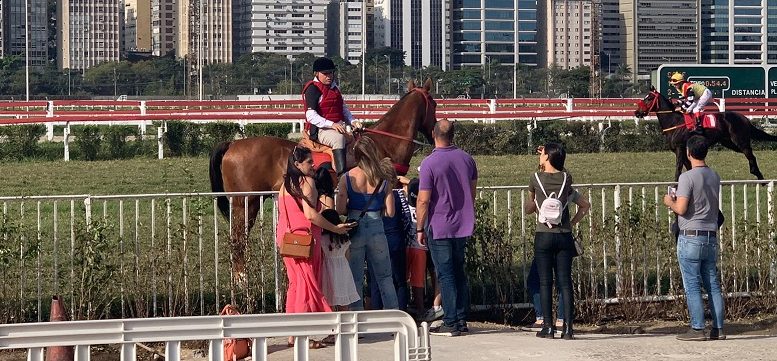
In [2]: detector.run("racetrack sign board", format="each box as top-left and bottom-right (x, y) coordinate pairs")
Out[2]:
(657, 65), (766, 99)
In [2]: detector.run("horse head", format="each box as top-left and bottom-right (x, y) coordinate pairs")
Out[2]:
(405, 78), (437, 144)
(634, 86), (676, 118)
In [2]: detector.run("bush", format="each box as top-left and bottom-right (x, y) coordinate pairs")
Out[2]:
(245, 123), (294, 138)
(0, 125), (45, 160)
(103, 126), (139, 159)
(202, 122), (241, 152)
(73, 125), (102, 161)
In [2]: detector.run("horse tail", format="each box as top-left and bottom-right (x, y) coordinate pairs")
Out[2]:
(750, 123), (777, 142)
(209, 141), (231, 218)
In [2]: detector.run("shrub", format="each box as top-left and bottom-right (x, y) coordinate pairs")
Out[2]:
(244, 123), (294, 139)
(103, 126), (139, 159)
(0, 124), (46, 160)
(73, 125), (102, 161)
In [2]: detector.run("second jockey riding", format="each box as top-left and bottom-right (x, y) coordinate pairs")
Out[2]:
(302, 57), (361, 175)
(669, 72), (713, 134)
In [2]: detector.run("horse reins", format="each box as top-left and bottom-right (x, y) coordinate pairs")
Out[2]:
(639, 91), (684, 132)
(360, 87), (435, 147)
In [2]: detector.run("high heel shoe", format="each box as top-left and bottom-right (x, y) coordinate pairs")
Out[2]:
(560, 322), (574, 340)
(535, 324), (555, 339)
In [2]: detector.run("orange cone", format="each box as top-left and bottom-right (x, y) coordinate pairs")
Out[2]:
(46, 296), (74, 361)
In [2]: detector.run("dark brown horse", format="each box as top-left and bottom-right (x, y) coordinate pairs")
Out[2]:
(209, 79), (437, 278)
(635, 86), (777, 180)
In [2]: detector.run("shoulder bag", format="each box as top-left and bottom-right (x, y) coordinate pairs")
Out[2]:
(280, 196), (314, 259)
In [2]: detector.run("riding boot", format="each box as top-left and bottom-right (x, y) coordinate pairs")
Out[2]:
(332, 149), (347, 176)
(693, 113), (704, 135)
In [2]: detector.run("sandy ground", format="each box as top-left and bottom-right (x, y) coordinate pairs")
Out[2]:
(2, 319), (776, 360)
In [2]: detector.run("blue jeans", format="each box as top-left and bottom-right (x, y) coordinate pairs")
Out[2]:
(677, 234), (725, 330)
(527, 259), (564, 320)
(347, 210), (398, 310)
(368, 246), (408, 311)
(428, 236), (470, 328)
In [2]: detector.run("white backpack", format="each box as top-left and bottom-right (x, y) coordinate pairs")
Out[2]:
(533, 172), (568, 228)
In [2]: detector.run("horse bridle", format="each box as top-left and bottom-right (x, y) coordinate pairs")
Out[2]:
(637, 91), (687, 133)
(637, 91), (676, 116)
(356, 87), (436, 175)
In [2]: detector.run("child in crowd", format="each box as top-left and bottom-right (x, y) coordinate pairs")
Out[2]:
(315, 168), (360, 311)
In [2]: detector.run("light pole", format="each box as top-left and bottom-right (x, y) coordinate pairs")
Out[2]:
(513, 62), (517, 99)
(384, 54), (390, 94)
(361, 0), (366, 99)
(24, 0), (30, 101)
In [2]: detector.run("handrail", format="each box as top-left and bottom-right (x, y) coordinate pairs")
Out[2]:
(0, 310), (431, 361)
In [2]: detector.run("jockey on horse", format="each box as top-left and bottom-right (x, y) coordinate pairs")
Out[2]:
(669, 72), (713, 134)
(302, 57), (363, 176)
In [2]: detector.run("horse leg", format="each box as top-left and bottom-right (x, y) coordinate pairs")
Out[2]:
(742, 147), (765, 180)
(674, 147), (686, 181)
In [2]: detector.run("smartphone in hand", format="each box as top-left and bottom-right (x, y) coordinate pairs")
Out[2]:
(667, 186), (677, 199)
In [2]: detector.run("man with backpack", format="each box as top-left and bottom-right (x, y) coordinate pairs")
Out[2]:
(525, 143), (590, 340)
(415, 120), (478, 337)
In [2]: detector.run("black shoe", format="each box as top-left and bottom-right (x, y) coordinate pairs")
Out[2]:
(535, 325), (555, 339)
(709, 327), (726, 340)
(457, 321), (469, 333)
(676, 328), (706, 341)
(560, 322), (574, 340)
(430, 324), (461, 337)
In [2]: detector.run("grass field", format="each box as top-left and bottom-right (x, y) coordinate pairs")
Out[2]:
(1, 150), (776, 196)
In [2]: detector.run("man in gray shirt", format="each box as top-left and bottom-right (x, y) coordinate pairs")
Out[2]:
(663, 135), (725, 341)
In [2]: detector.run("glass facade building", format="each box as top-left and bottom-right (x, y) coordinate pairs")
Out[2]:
(451, 0), (539, 68)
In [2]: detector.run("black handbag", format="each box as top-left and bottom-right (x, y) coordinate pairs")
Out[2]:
(346, 180), (386, 237)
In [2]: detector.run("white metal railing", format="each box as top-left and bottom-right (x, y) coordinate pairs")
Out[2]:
(0, 310), (431, 361)
(0, 181), (775, 323)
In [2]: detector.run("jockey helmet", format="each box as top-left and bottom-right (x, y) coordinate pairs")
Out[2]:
(669, 72), (685, 85)
(313, 57), (336, 73)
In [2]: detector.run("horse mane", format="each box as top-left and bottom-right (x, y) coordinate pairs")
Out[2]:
(370, 87), (424, 129)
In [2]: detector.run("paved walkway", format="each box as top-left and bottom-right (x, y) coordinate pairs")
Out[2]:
(260, 325), (777, 361)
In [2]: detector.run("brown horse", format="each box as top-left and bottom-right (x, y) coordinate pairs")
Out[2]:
(209, 79), (437, 279)
(635, 86), (777, 180)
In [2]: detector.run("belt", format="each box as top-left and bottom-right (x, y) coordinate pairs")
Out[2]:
(681, 230), (716, 237)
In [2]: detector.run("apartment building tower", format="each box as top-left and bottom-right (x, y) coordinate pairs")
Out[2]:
(57, 0), (122, 70)
(548, 0), (594, 69)
(450, 0), (541, 69)
(177, 0), (232, 64)
(700, 0), (776, 64)
(124, 0), (152, 53)
(3, 0), (48, 67)
(233, 0), (327, 60)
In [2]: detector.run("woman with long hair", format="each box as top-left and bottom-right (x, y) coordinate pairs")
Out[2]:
(336, 136), (399, 310)
(524, 142), (590, 340)
(277, 146), (352, 348)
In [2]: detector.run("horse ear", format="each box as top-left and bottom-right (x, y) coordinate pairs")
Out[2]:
(423, 78), (432, 92)
(407, 80), (416, 92)
(650, 85), (656, 92)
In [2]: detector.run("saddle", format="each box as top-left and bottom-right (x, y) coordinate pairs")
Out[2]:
(298, 131), (356, 170)
(682, 112), (719, 130)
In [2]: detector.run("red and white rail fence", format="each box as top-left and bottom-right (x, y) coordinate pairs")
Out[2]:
(1, 97), (776, 160)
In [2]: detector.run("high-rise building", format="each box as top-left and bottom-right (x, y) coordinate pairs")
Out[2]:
(548, 0), (594, 69)
(598, 0), (621, 73)
(152, 0), (176, 56)
(701, 0), (773, 64)
(450, 0), (540, 69)
(0, 1), (4, 57)
(177, 0), (232, 64)
(619, 0), (698, 78)
(339, 0), (373, 64)
(4, 0), (48, 68)
(124, 0), (152, 53)
(374, 0), (449, 69)
(233, 0), (327, 60)
(58, 0), (122, 70)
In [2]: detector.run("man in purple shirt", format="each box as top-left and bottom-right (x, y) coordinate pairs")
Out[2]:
(415, 119), (478, 337)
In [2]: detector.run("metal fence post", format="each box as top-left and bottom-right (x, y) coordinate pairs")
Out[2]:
(63, 125), (70, 161)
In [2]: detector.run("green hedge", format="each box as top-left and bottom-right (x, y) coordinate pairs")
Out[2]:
(0, 121), (773, 161)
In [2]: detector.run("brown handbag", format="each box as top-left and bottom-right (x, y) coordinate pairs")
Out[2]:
(280, 196), (313, 259)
